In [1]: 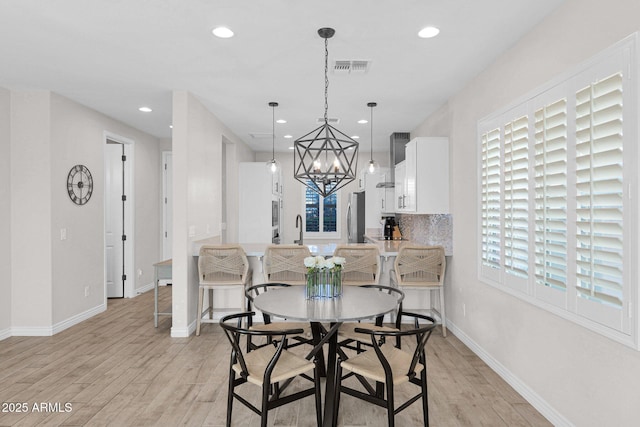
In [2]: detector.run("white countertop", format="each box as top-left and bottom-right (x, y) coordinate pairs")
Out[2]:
(192, 238), (405, 258)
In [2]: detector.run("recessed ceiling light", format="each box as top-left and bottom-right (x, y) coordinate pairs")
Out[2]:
(276, 119), (287, 124)
(418, 26), (440, 38)
(284, 134), (293, 139)
(169, 124), (173, 129)
(138, 106), (152, 112)
(212, 26), (234, 38)
(351, 135), (360, 139)
(357, 119), (368, 124)
(288, 146), (294, 150)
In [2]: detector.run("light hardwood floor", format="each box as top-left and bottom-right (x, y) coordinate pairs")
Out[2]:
(0, 286), (551, 426)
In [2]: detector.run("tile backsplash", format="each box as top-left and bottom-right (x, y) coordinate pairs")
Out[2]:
(396, 214), (453, 256)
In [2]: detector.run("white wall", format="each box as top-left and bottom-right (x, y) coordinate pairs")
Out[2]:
(6, 89), (162, 335)
(0, 87), (11, 337)
(413, 1), (640, 425)
(11, 91), (53, 332)
(170, 91), (253, 337)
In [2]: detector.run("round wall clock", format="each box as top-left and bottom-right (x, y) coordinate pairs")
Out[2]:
(67, 164), (93, 205)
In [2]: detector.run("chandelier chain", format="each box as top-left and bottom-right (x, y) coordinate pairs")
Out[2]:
(324, 37), (329, 122)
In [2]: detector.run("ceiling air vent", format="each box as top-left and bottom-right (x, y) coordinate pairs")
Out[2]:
(333, 60), (371, 74)
(249, 132), (272, 139)
(316, 117), (340, 124)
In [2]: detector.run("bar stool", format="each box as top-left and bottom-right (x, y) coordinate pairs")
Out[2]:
(333, 244), (381, 286)
(262, 244), (311, 285)
(390, 244), (447, 337)
(196, 244), (252, 336)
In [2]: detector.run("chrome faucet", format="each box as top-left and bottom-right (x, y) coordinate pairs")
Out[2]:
(294, 214), (303, 245)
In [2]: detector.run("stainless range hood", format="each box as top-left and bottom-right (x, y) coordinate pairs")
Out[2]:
(375, 132), (410, 188)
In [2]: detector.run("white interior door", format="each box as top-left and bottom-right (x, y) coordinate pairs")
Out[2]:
(105, 142), (124, 298)
(162, 151), (173, 260)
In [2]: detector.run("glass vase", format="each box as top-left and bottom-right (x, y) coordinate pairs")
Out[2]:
(305, 269), (342, 299)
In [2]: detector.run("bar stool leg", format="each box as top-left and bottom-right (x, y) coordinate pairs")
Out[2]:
(196, 287), (204, 336)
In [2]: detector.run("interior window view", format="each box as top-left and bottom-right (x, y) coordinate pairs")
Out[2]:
(2, 1), (640, 427)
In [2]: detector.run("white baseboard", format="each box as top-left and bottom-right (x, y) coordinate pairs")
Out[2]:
(446, 319), (571, 427)
(136, 282), (155, 295)
(9, 303), (107, 337)
(0, 327), (12, 341)
(53, 303), (107, 335)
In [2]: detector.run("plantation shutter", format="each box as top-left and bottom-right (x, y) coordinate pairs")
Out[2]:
(534, 98), (568, 294)
(574, 73), (624, 312)
(503, 115), (529, 279)
(481, 128), (501, 271)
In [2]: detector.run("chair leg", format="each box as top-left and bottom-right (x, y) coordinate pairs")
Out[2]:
(226, 368), (235, 427)
(386, 381), (395, 427)
(439, 287), (447, 337)
(421, 367), (429, 426)
(208, 288), (214, 319)
(196, 287), (204, 336)
(315, 364), (323, 427)
(334, 363), (343, 426)
(261, 383), (270, 427)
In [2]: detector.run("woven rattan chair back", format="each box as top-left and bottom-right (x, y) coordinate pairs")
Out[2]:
(263, 244), (311, 285)
(333, 244), (381, 286)
(198, 244), (250, 285)
(394, 245), (445, 287)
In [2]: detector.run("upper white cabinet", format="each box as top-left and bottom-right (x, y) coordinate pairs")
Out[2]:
(356, 167), (367, 191)
(395, 137), (449, 214)
(377, 170), (395, 215)
(271, 167), (282, 196)
(394, 160), (407, 211)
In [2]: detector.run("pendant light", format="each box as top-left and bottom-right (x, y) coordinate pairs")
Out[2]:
(366, 102), (379, 174)
(294, 27), (358, 198)
(265, 101), (280, 174)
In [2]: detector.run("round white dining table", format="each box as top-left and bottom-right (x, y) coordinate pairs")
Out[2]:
(253, 285), (402, 427)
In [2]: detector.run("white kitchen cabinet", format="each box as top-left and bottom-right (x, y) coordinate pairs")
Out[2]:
(376, 169), (395, 215)
(271, 167), (282, 196)
(356, 167), (367, 191)
(395, 137), (449, 214)
(394, 160), (407, 211)
(239, 162), (281, 244)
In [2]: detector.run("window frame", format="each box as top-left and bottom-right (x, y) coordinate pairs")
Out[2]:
(477, 34), (639, 350)
(301, 182), (341, 240)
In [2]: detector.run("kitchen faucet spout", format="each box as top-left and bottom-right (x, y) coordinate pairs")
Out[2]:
(295, 214), (303, 245)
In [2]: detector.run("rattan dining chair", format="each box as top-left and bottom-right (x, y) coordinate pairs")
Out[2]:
(196, 244), (252, 336)
(262, 244), (311, 285)
(332, 244), (381, 286)
(335, 312), (437, 427)
(220, 312), (322, 427)
(390, 244), (447, 337)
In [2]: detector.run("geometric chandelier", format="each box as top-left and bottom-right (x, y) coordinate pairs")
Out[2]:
(294, 27), (359, 198)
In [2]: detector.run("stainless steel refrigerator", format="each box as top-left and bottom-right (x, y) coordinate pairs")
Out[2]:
(347, 191), (365, 243)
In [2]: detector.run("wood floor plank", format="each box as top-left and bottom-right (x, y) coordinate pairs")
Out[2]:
(0, 286), (551, 426)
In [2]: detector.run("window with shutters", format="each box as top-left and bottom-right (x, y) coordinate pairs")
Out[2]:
(478, 35), (637, 348)
(303, 181), (340, 239)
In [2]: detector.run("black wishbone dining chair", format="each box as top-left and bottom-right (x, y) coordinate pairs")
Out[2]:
(336, 284), (405, 354)
(245, 282), (314, 351)
(220, 312), (322, 427)
(335, 312), (437, 427)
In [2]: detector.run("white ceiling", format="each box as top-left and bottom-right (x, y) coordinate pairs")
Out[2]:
(0, 0), (565, 153)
